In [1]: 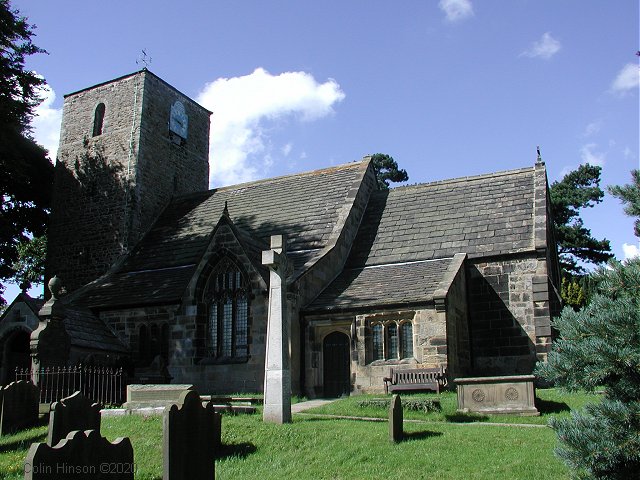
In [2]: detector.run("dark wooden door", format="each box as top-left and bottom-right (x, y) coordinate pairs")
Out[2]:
(323, 331), (350, 398)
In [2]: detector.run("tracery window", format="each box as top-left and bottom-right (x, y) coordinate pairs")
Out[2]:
(207, 260), (248, 359)
(370, 320), (413, 361)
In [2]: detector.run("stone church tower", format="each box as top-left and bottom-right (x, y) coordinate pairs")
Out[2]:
(47, 69), (211, 293)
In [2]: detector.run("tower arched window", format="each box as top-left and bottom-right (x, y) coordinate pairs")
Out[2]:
(92, 103), (105, 137)
(206, 259), (249, 360)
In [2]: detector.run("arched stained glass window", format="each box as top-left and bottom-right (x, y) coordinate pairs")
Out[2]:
(207, 260), (249, 359)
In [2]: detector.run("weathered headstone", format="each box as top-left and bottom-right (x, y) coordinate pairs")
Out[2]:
(261, 234), (292, 424)
(389, 394), (403, 443)
(0, 380), (39, 436)
(47, 391), (101, 447)
(163, 389), (220, 479)
(24, 429), (133, 480)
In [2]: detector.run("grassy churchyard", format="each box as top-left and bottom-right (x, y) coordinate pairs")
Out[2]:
(0, 388), (598, 479)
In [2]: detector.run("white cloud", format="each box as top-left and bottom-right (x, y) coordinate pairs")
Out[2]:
(520, 32), (561, 59)
(281, 143), (293, 157)
(439, 0), (474, 22)
(580, 143), (606, 166)
(197, 68), (345, 187)
(32, 84), (63, 161)
(583, 120), (602, 137)
(610, 63), (640, 94)
(623, 243), (640, 260)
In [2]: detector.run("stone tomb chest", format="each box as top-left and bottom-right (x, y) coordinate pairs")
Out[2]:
(455, 375), (539, 416)
(124, 385), (194, 410)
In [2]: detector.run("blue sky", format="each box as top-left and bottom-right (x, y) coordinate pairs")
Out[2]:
(7, 0), (640, 300)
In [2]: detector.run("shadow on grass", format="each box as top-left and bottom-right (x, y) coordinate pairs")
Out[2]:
(402, 430), (443, 442)
(215, 442), (257, 460)
(444, 413), (489, 423)
(536, 399), (570, 415)
(0, 432), (47, 453)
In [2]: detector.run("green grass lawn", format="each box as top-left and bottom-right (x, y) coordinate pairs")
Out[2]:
(302, 387), (600, 425)
(0, 388), (595, 479)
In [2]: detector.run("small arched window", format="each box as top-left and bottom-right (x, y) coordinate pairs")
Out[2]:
(207, 260), (249, 359)
(92, 103), (105, 137)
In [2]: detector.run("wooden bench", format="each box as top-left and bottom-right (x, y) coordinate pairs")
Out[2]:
(383, 367), (447, 394)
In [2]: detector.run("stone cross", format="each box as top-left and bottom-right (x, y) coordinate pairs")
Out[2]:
(261, 234), (292, 424)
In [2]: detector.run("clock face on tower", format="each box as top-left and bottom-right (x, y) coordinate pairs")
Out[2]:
(169, 101), (189, 140)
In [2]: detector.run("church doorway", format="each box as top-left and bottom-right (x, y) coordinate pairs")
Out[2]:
(323, 331), (350, 398)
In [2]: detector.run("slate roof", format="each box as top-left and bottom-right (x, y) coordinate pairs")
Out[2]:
(307, 258), (457, 312)
(74, 160), (370, 309)
(1, 293), (128, 353)
(346, 167), (536, 267)
(307, 167), (537, 311)
(64, 307), (129, 353)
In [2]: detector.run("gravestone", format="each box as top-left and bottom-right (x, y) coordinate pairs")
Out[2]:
(24, 429), (133, 479)
(0, 380), (39, 436)
(261, 234), (292, 424)
(389, 394), (403, 443)
(47, 391), (101, 447)
(163, 389), (220, 479)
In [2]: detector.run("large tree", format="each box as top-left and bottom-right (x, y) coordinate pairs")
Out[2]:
(609, 169), (640, 238)
(0, 0), (54, 304)
(537, 258), (640, 479)
(371, 153), (408, 189)
(549, 164), (612, 277)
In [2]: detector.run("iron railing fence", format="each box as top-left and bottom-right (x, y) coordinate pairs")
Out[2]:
(15, 365), (126, 406)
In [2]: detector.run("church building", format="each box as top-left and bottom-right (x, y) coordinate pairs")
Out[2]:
(4, 70), (562, 397)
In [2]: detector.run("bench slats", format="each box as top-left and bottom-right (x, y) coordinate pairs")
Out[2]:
(383, 367), (447, 394)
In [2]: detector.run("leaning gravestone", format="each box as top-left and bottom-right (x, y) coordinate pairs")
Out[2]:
(47, 391), (101, 446)
(389, 394), (403, 443)
(0, 380), (39, 436)
(163, 389), (220, 479)
(24, 429), (133, 480)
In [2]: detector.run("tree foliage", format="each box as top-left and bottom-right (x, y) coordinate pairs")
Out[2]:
(12, 234), (46, 292)
(549, 164), (612, 276)
(609, 169), (640, 238)
(0, 0), (54, 304)
(371, 153), (408, 189)
(537, 259), (640, 478)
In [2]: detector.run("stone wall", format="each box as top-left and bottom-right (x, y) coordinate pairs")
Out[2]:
(47, 71), (210, 293)
(467, 254), (550, 375)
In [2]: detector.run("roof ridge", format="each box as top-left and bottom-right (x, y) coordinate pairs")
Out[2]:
(389, 165), (535, 191)
(172, 159), (371, 202)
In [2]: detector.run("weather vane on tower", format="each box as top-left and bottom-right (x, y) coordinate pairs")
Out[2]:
(136, 49), (152, 69)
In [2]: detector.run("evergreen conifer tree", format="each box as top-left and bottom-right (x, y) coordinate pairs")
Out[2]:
(537, 258), (640, 479)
